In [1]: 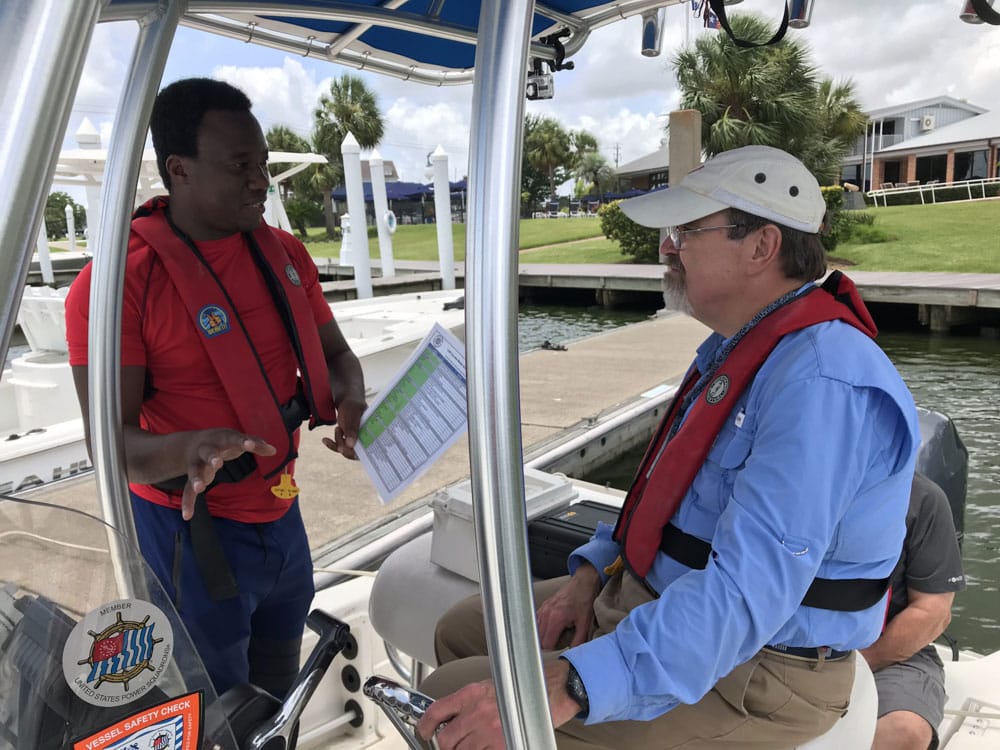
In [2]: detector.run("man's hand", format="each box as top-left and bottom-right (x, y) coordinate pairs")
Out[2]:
(536, 563), (602, 649)
(416, 660), (583, 750)
(321, 396), (366, 460)
(181, 429), (275, 520)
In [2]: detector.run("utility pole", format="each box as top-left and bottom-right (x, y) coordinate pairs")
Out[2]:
(612, 143), (622, 167)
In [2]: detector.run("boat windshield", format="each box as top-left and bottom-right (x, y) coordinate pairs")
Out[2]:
(0, 495), (239, 750)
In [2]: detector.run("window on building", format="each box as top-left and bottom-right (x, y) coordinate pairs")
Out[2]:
(841, 164), (862, 187)
(953, 150), (989, 181)
(649, 170), (669, 189)
(915, 155), (947, 184)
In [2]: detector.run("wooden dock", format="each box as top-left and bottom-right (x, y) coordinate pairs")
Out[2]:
(316, 260), (1000, 333)
(31, 253), (1000, 332)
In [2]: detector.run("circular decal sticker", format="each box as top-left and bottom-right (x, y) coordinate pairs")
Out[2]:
(705, 375), (730, 405)
(197, 304), (230, 338)
(285, 263), (302, 286)
(62, 598), (174, 708)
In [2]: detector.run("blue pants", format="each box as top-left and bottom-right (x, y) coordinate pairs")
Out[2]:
(130, 493), (314, 698)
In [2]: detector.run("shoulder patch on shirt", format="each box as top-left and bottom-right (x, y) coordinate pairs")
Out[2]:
(198, 305), (230, 338)
(285, 263), (301, 286)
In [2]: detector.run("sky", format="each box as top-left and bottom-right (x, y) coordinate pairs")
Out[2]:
(67, 0), (1000, 195)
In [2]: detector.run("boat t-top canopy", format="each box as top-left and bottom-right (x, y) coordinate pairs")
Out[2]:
(1, 2), (681, 748)
(101, 0), (673, 85)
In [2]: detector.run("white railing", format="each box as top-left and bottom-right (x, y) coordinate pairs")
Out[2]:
(865, 176), (1000, 207)
(847, 133), (908, 158)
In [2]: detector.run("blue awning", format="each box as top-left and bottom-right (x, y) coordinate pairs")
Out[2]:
(330, 181), (433, 201)
(102, 2), (672, 86)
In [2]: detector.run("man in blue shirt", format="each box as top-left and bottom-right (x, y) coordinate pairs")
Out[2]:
(418, 146), (920, 749)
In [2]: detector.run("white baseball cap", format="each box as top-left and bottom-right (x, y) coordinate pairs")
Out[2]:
(620, 145), (826, 233)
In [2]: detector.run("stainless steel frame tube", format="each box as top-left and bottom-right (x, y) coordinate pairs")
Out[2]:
(466, 1), (557, 748)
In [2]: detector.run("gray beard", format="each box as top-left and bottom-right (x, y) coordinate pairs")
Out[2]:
(661, 271), (693, 316)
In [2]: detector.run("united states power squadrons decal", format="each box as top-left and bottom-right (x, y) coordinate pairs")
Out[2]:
(62, 598), (174, 707)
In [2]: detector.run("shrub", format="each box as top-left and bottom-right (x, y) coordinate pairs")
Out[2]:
(849, 225), (894, 244)
(819, 186), (846, 252)
(598, 200), (660, 264)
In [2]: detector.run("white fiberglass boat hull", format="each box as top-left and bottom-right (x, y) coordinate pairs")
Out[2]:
(0, 287), (465, 493)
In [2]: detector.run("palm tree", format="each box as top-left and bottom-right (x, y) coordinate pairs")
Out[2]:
(524, 115), (572, 200)
(574, 151), (615, 198)
(266, 125), (323, 237)
(790, 78), (869, 186)
(673, 14), (819, 167)
(312, 74), (385, 237)
(265, 125), (312, 201)
(570, 129), (599, 165)
(673, 14), (867, 185)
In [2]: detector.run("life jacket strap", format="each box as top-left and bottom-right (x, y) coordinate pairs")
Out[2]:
(190, 493), (239, 601)
(659, 523), (889, 612)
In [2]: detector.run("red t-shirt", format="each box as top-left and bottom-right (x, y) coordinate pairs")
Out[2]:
(65, 224), (333, 522)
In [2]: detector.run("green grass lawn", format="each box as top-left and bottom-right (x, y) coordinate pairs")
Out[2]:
(300, 200), (999, 272)
(519, 237), (623, 264)
(303, 218), (608, 262)
(836, 200), (999, 273)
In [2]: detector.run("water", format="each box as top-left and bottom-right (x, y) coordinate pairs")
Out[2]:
(518, 303), (652, 352)
(583, 331), (1000, 655)
(880, 332), (1000, 655)
(3, 303), (651, 368)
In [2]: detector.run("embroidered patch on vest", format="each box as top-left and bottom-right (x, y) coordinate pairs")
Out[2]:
(705, 375), (729, 404)
(197, 305), (230, 337)
(285, 263), (302, 286)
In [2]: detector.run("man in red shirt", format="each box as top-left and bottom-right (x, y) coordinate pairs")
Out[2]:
(65, 78), (367, 699)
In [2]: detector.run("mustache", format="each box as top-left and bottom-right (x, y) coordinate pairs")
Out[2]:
(662, 256), (684, 273)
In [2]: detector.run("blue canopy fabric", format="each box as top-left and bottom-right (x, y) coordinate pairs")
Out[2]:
(103, 2), (671, 84)
(330, 180), (432, 201)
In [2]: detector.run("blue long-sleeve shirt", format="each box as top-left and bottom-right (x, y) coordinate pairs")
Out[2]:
(563, 315), (920, 724)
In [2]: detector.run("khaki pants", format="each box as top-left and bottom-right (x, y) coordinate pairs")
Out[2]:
(420, 574), (855, 749)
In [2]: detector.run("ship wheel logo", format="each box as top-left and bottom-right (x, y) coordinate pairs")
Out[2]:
(78, 611), (164, 691)
(62, 599), (174, 707)
(705, 375), (730, 405)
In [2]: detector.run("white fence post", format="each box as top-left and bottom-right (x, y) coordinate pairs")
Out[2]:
(369, 148), (396, 279)
(431, 145), (456, 290)
(342, 132), (374, 299)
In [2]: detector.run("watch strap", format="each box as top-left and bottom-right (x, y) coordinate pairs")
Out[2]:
(560, 657), (590, 717)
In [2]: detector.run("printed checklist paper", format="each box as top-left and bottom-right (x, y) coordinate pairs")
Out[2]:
(356, 323), (467, 503)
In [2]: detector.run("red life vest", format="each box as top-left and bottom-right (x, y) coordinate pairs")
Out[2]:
(130, 197), (337, 479)
(614, 272), (878, 578)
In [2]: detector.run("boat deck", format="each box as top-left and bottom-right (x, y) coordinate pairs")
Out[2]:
(29, 312), (710, 553)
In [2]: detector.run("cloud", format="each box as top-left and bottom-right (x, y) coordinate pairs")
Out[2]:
(63, 1), (1000, 199)
(213, 58), (324, 138)
(380, 97), (471, 182)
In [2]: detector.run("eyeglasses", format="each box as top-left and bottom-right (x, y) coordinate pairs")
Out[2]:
(668, 223), (738, 250)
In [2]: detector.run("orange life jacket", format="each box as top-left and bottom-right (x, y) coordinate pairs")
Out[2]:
(131, 197), (336, 480)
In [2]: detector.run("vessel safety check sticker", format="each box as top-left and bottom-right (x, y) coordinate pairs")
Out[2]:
(72, 690), (202, 750)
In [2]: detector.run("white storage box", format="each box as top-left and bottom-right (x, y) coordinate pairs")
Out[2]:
(430, 468), (577, 582)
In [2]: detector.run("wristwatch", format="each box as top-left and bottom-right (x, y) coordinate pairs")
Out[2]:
(560, 658), (590, 716)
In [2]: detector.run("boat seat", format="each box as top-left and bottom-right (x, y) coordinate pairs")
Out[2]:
(372, 538), (881, 750)
(370, 470), (580, 667)
(794, 652), (877, 749)
(370, 532), (479, 668)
